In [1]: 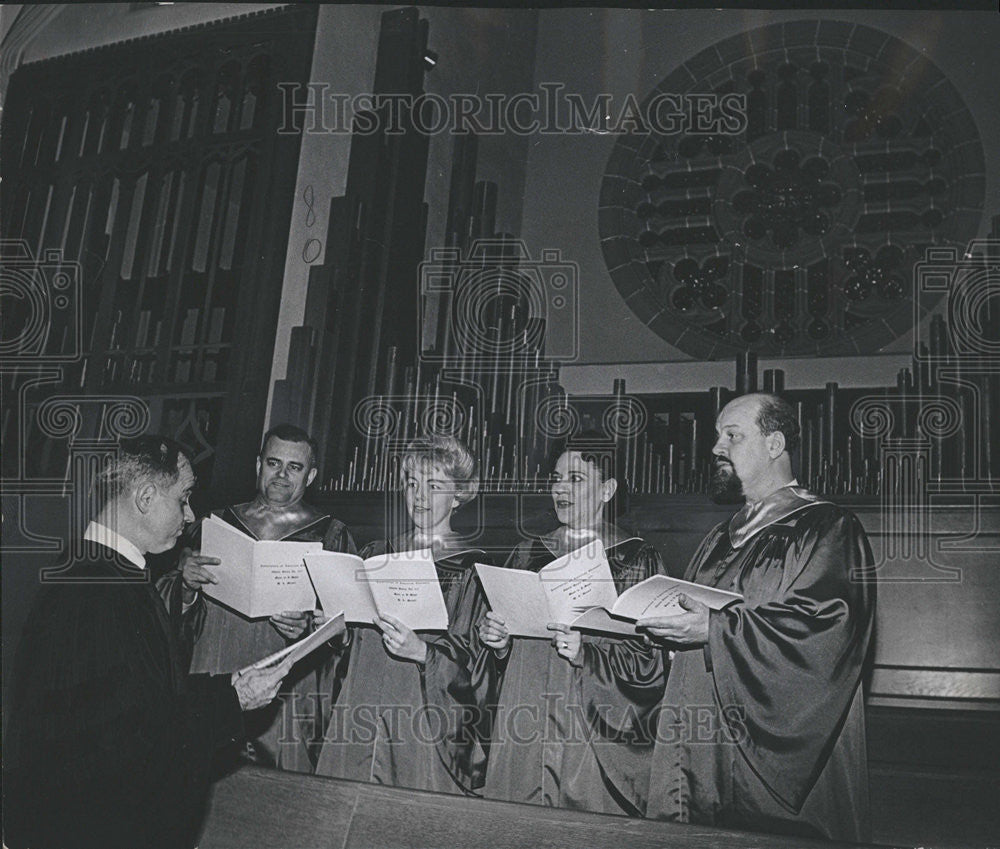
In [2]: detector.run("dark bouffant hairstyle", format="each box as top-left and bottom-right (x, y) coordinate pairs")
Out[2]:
(550, 430), (630, 519)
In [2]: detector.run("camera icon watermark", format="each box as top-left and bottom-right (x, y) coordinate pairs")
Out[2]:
(0, 240), (83, 365)
(420, 239), (579, 367)
(914, 241), (1000, 364)
(849, 240), (1000, 583)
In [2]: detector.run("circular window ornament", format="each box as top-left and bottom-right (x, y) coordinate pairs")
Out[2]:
(599, 20), (985, 358)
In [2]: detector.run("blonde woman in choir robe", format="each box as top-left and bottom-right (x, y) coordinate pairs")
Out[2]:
(315, 435), (495, 794)
(478, 434), (666, 816)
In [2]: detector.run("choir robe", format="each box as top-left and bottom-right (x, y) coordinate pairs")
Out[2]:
(646, 487), (876, 842)
(4, 543), (243, 849)
(314, 533), (494, 795)
(483, 530), (666, 816)
(158, 506), (357, 772)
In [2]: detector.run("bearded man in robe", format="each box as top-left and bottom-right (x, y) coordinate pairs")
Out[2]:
(639, 393), (876, 842)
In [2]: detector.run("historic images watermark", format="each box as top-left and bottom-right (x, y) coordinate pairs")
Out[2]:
(278, 695), (748, 748)
(278, 83), (748, 137)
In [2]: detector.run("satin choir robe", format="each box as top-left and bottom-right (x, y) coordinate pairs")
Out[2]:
(314, 533), (495, 795)
(158, 506), (357, 772)
(647, 487), (876, 842)
(483, 530), (666, 816)
(5, 544), (244, 849)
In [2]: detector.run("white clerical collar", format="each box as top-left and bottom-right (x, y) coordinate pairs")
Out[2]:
(84, 521), (146, 570)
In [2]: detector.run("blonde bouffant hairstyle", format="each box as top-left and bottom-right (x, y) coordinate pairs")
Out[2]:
(400, 435), (480, 505)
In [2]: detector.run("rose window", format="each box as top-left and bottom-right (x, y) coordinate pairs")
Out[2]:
(599, 19), (985, 357)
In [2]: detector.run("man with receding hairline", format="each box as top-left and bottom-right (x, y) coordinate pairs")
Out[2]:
(4, 436), (294, 849)
(639, 393), (876, 841)
(158, 423), (356, 772)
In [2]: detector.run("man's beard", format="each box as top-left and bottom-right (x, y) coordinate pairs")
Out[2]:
(709, 461), (745, 504)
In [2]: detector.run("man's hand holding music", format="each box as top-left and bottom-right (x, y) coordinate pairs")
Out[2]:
(637, 593), (710, 647)
(179, 548), (220, 605)
(231, 656), (294, 711)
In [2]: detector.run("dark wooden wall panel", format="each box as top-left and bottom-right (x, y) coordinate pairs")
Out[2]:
(198, 766), (869, 849)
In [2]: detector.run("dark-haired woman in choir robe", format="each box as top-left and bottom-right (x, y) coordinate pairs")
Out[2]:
(314, 436), (495, 794)
(479, 443), (666, 816)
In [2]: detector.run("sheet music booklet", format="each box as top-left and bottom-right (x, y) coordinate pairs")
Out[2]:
(199, 515), (322, 618)
(475, 539), (742, 638)
(304, 548), (449, 631)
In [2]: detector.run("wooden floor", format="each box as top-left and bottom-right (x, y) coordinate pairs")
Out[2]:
(197, 766), (870, 849)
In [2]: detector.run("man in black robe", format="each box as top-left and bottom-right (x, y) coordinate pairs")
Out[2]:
(4, 436), (294, 849)
(157, 423), (356, 770)
(639, 393), (876, 842)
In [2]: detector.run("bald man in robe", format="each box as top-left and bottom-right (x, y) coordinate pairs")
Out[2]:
(639, 393), (876, 842)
